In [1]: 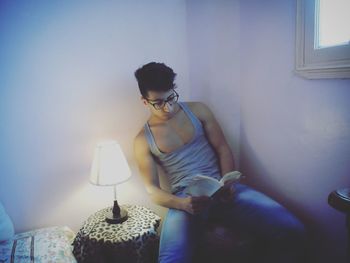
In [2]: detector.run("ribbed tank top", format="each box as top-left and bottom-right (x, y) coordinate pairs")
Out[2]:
(144, 102), (221, 194)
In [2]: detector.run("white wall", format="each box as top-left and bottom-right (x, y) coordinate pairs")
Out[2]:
(1, 1), (349, 262)
(186, 0), (241, 166)
(0, 0), (189, 232)
(239, 1), (350, 262)
(186, 1), (350, 262)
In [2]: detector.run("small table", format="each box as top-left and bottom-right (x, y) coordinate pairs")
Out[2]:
(328, 188), (350, 260)
(72, 204), (161, 263)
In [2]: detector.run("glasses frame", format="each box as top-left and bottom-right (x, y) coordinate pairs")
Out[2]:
(145, 89), (179, 110)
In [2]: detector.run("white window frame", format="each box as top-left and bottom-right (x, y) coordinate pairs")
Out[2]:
(295, 0), (350, 79)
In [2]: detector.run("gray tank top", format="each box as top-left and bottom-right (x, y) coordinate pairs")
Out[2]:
(144, 102), (221, 193)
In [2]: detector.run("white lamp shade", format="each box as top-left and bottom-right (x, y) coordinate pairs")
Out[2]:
(90, 141), (131, 186)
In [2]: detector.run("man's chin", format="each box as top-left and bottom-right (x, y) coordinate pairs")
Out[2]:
(159, 111), (173, 118)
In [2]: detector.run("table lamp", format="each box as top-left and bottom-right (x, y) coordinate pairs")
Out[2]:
(90, 141), (131, 224)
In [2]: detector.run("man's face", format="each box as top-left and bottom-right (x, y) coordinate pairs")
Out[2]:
(142, 89), (179, 120)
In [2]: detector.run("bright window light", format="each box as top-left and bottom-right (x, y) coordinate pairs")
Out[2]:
(316, 0), (350, 48)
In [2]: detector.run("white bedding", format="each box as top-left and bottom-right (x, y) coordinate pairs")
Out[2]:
(0, 226), (77, 263)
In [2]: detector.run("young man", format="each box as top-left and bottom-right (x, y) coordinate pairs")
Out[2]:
(133, 62), (306, 263)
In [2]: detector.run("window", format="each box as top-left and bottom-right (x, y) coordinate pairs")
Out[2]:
(295, 0), (350, 79)
(317, 0), (350, 49)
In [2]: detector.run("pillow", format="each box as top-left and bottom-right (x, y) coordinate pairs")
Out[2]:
(0, 201), (15, 242)
(0, 226), (77, 263)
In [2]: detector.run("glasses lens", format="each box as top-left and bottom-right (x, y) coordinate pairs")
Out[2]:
(150, 90), (179, 110)
(154, 101), (165, 110)
(173, 93), (179, 102)
(166, 91), (179, 104)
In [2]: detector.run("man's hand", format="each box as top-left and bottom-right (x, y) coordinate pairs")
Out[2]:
(181, 196), (211, 215)
(218, 183), (236, 203)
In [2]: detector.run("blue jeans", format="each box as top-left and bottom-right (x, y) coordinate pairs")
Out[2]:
(159, 183), (306, 263)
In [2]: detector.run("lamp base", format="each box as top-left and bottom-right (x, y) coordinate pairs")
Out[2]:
(105, 204), (128, 224)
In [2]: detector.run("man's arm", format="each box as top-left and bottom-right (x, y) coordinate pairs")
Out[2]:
(133, 131), (210, 214)
(190, 102), (235, 176)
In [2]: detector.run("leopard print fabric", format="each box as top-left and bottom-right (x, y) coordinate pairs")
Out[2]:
(72, 205), (161, 263)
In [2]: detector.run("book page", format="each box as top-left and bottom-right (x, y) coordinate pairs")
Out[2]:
(184, 175), (222, 197)
(220, 171), (242, 184)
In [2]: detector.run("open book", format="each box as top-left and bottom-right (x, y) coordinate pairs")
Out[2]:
(184, 171), (242, 197)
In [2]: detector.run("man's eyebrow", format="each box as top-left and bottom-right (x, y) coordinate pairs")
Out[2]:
(148, 93), (174, 102)
(147, 98), (163, 102)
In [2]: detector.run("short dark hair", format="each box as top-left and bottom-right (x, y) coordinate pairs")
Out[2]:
(134, 62), (177, 98)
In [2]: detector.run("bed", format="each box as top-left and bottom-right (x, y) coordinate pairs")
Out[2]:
(0, 202), (76, 263)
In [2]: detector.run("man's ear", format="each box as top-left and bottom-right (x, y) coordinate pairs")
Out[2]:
(141, 96), (148, 106)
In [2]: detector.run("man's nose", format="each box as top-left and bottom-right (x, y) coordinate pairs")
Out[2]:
(163, 101), (173, 112)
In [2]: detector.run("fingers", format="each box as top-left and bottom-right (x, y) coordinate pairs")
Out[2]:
(223, 179), (236, 188)
(219, 187), (235, 203)
(186, 196), (211, 215)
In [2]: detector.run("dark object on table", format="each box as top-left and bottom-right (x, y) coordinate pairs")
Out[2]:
(105, 200), (128, 224)
(328, 188), (350, 261)
(328, 188), (350, 213)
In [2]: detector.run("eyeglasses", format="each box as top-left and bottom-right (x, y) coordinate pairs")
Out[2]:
(145, 90), (179, 110)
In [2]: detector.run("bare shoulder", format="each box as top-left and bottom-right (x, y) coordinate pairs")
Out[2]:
(186, 101), (215, 122)
(134, 128), (149, 153)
